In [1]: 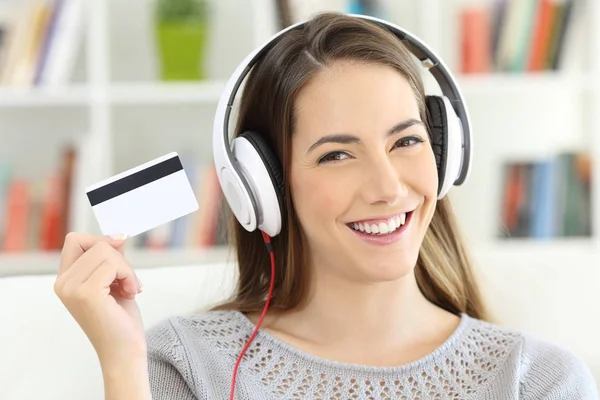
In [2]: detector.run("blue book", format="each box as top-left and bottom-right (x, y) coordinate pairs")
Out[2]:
(530, 159), (556, 238)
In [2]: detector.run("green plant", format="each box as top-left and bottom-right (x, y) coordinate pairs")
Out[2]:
(154, 0), (209, 80)
(155, 0), (207, 21)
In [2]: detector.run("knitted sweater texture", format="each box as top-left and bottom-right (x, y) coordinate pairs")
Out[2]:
(146, 310), (598, 399)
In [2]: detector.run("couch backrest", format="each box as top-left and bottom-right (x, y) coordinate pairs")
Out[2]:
(2, 247), (599, 399)
(0, 261), (237, 400)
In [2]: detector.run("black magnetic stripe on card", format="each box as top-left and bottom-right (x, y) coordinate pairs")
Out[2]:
(87, 155), (183, 206)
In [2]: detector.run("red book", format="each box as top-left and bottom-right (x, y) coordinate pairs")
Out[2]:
(460, 5), (492, 74)
(39, 174), (62, 250)
(527, 0), (556, 71)
(2, 179), (30, 252)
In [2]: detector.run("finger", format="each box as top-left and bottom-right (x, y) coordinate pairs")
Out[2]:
(56, 241), (138, 300)
(85, 254), (140, 297)
(109, 274), (140, 299)
(58, 241), (120, 287)
(109, 281), (120, 293)
(109, 280), (136, 300)
(59, 232), (127, 276)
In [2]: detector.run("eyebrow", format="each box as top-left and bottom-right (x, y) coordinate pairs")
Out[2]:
(306, 118), (424, 154)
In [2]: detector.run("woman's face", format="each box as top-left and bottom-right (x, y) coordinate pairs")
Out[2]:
(290, 61), (438, 282)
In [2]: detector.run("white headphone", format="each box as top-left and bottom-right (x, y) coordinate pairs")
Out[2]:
(212, 14), (473, 238)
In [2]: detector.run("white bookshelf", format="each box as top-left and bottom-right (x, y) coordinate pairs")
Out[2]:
(1, 0), (599, 277)
(0, 85), (90, 106)
(0, 0), (270, 276)
(109, 81), (227, 105)
(432, 0), (600, 253)
(457, 72), (596, 94)
(422, 1), (600, 274)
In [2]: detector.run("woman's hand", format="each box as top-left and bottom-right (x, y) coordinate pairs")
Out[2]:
(54, 232), (146, 367)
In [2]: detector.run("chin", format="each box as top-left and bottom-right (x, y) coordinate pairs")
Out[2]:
(355, 250), (420, 282)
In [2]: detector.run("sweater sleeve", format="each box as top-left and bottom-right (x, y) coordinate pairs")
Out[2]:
(520, 334), (599, 399)
(146, 318), (198, 400)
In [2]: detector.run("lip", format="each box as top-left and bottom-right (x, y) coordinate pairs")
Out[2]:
(347, 210), (414, 246)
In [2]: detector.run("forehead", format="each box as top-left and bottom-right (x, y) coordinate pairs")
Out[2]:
(293, 61), (420, 142)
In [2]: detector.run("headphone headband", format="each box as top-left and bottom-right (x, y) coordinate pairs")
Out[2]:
(213, 13), (472, 234)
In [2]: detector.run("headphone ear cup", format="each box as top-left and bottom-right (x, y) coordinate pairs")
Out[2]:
(425, 95), (465, 200)
(234, 131), (285, 236)
(425, 95), (448, 197)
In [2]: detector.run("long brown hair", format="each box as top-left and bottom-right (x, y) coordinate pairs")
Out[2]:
(212, 12), (490, 321)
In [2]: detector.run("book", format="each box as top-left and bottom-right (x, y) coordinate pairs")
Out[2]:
(498, 151), (591, 239)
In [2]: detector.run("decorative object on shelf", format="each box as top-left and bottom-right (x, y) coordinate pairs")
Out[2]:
(154, 0), (209, 81)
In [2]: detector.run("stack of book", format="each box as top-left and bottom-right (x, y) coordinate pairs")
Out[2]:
(0, 146), (75, 252)
(498, 151), (591, 239)
(131, 159), (229, 250)
(0, 0), (84, 87)
(0, 149), (228, 253)
(459, 0), (579, 74)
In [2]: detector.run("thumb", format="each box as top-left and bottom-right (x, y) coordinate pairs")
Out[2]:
(107, 233), (128, 256)
(106, 234), (142, 292)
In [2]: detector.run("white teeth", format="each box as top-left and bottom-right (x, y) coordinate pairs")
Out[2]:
(350, 213), (410, 236)
(379, 222), (388, 234)
(387, 219), (395, 233)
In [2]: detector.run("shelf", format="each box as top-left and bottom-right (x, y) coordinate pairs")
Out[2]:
(0, 252), (61, 278)
(0, 85), (90, 107)
(470, 238), (600, 267)
(0, 246), (233, 278)
(109, 81), (227, 105)
(456, 72), (594, 95)
(476, 237), (598, 252)
(126, 246), (234, 269)
(0, 73), (591, 107)
(0, 81), (228, 107)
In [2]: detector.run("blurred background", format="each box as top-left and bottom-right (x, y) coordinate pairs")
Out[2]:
(0, 0), (596, 272)
(1, 0), (599, 397)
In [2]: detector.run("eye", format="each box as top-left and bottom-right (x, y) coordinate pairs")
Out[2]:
(317, 151), (351, 164)
(392, 135), (424, 150)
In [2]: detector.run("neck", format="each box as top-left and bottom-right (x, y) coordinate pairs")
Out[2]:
(276, 264), (452, 349)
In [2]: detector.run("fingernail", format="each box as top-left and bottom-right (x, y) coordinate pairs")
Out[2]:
(136, 275), (143, 292)
(110, 233), (128, 240)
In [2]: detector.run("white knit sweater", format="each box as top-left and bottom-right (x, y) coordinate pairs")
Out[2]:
(146, 310), (598, 399)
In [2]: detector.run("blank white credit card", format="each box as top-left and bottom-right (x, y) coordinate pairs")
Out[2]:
(86, 152), (199, 238)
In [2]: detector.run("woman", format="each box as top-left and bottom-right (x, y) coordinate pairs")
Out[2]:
(54, 12), (597, 399)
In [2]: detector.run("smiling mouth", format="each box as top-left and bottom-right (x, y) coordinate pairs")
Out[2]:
(346, 211), (413, 236)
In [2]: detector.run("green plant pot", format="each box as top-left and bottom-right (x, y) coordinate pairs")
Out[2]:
(156, 20), (207, 81)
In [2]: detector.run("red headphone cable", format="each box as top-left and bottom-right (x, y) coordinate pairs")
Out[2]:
(229, 231), (275, 400)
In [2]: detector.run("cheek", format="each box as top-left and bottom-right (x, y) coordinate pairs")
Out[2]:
(291, 169), (347, 227)
(403, 149), (439, 198)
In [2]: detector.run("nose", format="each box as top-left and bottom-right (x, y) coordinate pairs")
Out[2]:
(361, 156), (408, 205)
